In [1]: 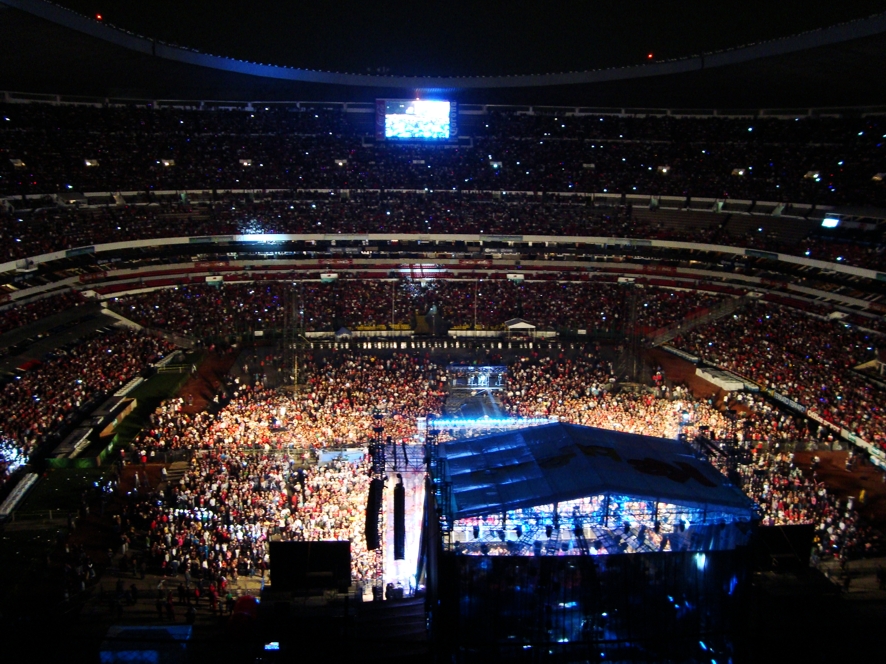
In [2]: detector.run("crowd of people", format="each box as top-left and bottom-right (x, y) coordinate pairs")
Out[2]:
(299, 280), (411, 332)
(0, 290), (85, 336)
(114, 339), (881, 588)
(0, 329), (174, 489)
(110, 284), (289, 340)
(2, 102), (884, 595)
(498, 350), (881, 559)
(105, 278), (723, 339)
(499, 350), (727, 439)
(121, 349), (448, 584)
(2, 104), (885, 208)
(1, 192), (883, 272)
(128, 452), (377, 592)
(673, 301), (886, 449)
(3, 283), (881, 574)
(702, 394), (879, 560)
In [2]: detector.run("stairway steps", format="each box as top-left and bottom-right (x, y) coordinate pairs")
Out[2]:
(162, 461), (189, 485)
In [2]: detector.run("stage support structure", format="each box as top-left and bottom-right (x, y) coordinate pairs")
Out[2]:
(368, 410), (387, 599)
(282, 282), (304, 386)
(617, 283), (644, 383)
(425, 419), (452, 541)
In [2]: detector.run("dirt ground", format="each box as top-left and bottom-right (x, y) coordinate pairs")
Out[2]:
(177, 349), (239, 414)
(648, 347), (727, 401)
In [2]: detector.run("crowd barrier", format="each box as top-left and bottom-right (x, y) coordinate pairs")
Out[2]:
(695, 368), (745, 392)
(318, 448), (367, 465)
(0, 472), (39, 520)
(662, 345), (700, 363)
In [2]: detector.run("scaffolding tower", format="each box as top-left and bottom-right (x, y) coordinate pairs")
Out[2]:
(282, 282), (304, 386)
(370, 411), (387, 599)
(616, 283), (645, 384)
(425, 418), (453, 546)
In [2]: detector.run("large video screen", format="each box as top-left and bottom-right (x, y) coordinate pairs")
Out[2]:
(377, 100), (455, 141)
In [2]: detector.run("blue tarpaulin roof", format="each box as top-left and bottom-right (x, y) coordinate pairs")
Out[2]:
(441, 422), (754, 519)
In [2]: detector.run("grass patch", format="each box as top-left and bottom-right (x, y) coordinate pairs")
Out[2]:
(107, 373), (188, 448)
(9, 350), (204, 515)
(108, 350), (204, 450)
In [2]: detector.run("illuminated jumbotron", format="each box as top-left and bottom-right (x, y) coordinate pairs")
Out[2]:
(435, 422), (757, 557)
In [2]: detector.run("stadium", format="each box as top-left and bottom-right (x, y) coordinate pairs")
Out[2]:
(1, 1), (886, 662)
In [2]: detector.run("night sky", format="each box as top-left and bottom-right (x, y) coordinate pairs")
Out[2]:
(52, 1), (886, 76)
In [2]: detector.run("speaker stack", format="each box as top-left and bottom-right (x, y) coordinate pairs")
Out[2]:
(365, 478), (384, 550)
(393, 479), (406, 560)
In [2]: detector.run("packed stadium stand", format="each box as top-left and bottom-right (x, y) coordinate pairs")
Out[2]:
(3, 2), (886, 664)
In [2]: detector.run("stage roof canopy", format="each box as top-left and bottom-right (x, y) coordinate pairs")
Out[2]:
(441, 422), (755, 520)
(504, 318), (535, 330)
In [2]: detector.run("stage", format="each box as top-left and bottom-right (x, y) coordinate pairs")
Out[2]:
(376, 443), (426, 598)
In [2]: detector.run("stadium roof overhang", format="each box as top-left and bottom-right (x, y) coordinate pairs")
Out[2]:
(3, 2), (886, 107)
(440, 422), (755, 520)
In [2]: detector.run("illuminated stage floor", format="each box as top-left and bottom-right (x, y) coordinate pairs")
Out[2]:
(382, 465), (425, 595)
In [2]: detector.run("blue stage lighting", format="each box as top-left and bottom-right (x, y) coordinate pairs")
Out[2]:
(429, 417), (555, 429)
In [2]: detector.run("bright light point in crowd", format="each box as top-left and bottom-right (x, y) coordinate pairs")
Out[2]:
(647, 53), (653, 59)
(821, 218), (840, 228)
(429, 417), (553, 429)
(695, 552), (707, 570)
(96, 14), (102, 21)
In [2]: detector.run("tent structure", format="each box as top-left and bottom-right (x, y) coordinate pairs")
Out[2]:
(439, 422), (756, 555)
(854, 349), (885, 377)
(503, 318), (536, 337)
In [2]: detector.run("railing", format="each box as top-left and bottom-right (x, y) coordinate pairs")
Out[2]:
(0, 472), (39, 520)
(3, 231), (882, 282)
